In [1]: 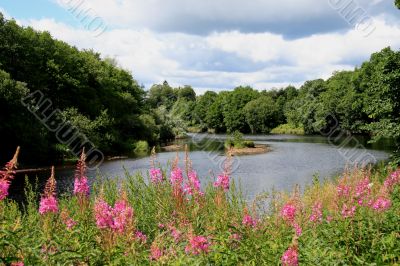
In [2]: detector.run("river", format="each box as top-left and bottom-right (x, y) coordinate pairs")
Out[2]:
(9, 134), (393, 202)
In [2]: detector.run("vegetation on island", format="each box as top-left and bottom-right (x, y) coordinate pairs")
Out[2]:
(0, 148), (399, 265)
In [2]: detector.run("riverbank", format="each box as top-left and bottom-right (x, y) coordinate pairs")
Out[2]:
(1, 149), (399, 265)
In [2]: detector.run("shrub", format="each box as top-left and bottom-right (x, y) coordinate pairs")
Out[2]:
(243, 140), (255, 148)
(134, 140), (149, 153)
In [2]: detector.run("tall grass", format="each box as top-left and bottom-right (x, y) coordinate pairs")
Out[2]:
(0, 148), (399, 265)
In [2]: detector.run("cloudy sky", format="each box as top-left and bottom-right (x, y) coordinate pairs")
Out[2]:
(1, 0), (400, 93)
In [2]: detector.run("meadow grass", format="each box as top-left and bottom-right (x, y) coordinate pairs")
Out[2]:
(0, 148), (399, 265)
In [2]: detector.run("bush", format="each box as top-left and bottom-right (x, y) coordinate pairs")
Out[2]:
(243, 140), (255, 148)
(134, 140), (149, 153)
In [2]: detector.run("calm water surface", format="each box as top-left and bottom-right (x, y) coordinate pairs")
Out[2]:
(9, 134), (392, 201)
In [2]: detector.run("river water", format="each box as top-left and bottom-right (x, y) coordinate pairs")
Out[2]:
(9, 134), (393, 201)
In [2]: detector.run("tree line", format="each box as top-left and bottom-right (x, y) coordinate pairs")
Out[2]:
(152, 47), (400, 159)
(1, 11), (399, 166)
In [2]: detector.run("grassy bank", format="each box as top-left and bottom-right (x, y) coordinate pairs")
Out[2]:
(271, 124), (305, 135)
(0, 148), (399, 265)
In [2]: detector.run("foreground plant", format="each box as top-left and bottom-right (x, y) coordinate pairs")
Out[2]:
(0, 147), (399, 265)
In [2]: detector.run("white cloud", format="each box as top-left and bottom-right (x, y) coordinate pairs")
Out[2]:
(53, 0), (390, 36)
(25, 16), (400, 93)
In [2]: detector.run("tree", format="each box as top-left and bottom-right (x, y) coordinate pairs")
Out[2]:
(177, 85), (196, 101)
(222, 86), (259, 133)
(244, 96), (279, 134)
(396, 0), (400, 9)
(205, 92), (228, 133)
(193, 91), (217, 127)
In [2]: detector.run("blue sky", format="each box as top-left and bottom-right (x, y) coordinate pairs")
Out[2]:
(1, 0), (400, 93)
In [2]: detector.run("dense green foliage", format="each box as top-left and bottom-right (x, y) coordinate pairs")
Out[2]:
(0, 14), (183, 166)
(1, 153), (399, 264)
(396, 0), (400, 9)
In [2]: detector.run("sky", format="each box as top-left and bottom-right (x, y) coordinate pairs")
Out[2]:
(1, 0), (400, 94)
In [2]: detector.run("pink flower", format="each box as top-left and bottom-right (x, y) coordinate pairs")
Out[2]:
(281, 247), (299, 266)
(94, 199), (114, 229)
(309, 202), (323, 223)
(0, 179), (10, 201)
(73, 150), (90, 196)
(150, 245), (163, 261)
(384, 170), (400, 190)
(11, 262), (24, 266)
(150, 168), (163, 184)
(242, 214), (257, 228)
(185, 235), (211, 255)
(0, 147), (19, 201)
(372, 197), (391, 212)
(73, 176), (89, 196)
(355, 177), (371, 198)
(281, 203), (296, 223)
(293, 222), (302, 237)
(94, 198), (133, 233)
(111, 200), (134, 233)
(230, 233), (242, 241)
(169, 226), (182, 242)
(184, 170), (202, 196)
(170, 167), (183, 185)
(337, 184), (350, 197)
(341, 204), (356, 218)
(65, 218), (77, 229)
(135, 230), (147, 243)
(39, 196), (58, 214)
(326, 215), (333, 223)
(213, 173), (230, 191)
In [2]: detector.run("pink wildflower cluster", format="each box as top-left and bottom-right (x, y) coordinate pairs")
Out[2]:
(0, 179), (10, 201)
(213, 173), (230, 191)
(0, 147), (19, 201)
(73, 150), (90, 196)
(150, 245), (163, 261)
(150, 168), (163, 184)
(183, 170), (202, 196)
(341, 203), (356, 218)
(135, 230), (147, 243)
(293, 222), (302, 237)
(337, 183), (350, 198)
(94, 198), (133, 233)
(65, 218), (77, 229)
(170, 167), (183, 185)
(384, 169), (400, 190)
(242, 214), (257, 228)
(168, 225), (182, 242)
(185, 235), (211, 255)
(39, 167), (58, 215)
(10, 262), (24, 266)
(354, 177), (372, 206)
(309, 202), (323, 223)
(372, 197), (391, 212)
(39, 196), (58, 214)
(281, 246), (299, 266)
(281, 203), (296, 223)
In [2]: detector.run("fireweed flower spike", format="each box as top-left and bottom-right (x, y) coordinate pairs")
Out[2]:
(149, 147), (164, 184)
(73, 148), (90, 197)
(0, 146), (19, 201)
(281, 246), (299, 266)
(281, 203), (296, 223)
(185, 235), (211, 255)
(39, 166), (58, 215)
